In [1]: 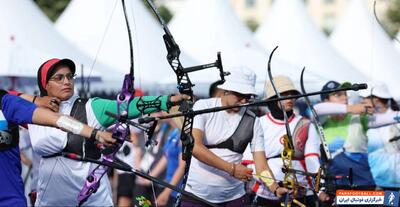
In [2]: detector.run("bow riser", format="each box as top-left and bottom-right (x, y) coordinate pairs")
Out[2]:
(144, 1), (230, 207)
(77, 74), (134, 205)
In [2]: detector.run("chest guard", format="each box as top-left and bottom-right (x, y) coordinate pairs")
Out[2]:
(292, 117), (311, 160)
(45, 98), (101, 160)
(206, 109), (256, 154)
(0, 90), (19, 151)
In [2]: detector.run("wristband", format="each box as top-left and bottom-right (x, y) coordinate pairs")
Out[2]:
(166, 94), (181, 109)
(90, 128), (99, 142)
(273, 186), (279, 196)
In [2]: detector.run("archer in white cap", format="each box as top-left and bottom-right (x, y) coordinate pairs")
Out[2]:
(359, 82), (400, 190)
(359, 81), (399, 113)
(182, 67), (288, 206)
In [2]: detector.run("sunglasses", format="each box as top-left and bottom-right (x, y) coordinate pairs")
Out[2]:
(49, 73), (76, 83)
(229, 91), (255, 101)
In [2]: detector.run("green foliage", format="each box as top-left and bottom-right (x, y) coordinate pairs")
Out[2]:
(322, 27), (332, 36)
(246, 19), (259, 32)
(141, 0), (173, 23)
(34, 0), (70, 22)
(387, 0), (400, 37)
(158, 5), (173, 23)
(34, 0), (173, 23)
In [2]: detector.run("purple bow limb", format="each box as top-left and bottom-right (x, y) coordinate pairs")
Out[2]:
(77, 165), (108, 206)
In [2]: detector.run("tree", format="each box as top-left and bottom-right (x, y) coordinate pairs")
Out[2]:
(34, 0), (70, 22)
(34, 0), (173, 24)
(387, 0), (400, 37)
(142, 0), (173, 23)
(246, 19), (259, 32)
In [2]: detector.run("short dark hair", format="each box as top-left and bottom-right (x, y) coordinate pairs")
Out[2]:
(209, 80), (224, 98)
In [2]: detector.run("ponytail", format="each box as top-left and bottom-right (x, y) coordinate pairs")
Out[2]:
(390, 98), (400, 111)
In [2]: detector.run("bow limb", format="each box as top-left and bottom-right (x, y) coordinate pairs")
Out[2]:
(300, 69), (355, 198)
(266, 46), (304, 207)
(267, 46), (293, 145)
(61, 152), (219, 207)
(300, 67), (332, 167)
(300, 68), (333, 197)
(300, 68), (331, 162)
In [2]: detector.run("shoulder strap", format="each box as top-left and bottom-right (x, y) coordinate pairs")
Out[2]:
(44, 98), (101, 159)
(70, 98), (89, 122)
(206, 109), (256, 154)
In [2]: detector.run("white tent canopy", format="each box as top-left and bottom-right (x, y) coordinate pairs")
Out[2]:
(0, 0), (114, 87)
(255, 0), (366, 85)
(221, 48), (328, 95)
(0, 37), (51, 78)
(165, 0), (320, 95)
(56, 0), (199, 92)
(168, 0), (265, 63)
(330, 0), (400, 99)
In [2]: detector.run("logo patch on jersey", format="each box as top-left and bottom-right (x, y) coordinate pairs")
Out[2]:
(292, 118), (310, 159)
(279, 136), (284, 144)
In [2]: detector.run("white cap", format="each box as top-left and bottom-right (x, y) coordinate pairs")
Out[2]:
(359, 81), (392, 99)
(218, 66), (257, 95)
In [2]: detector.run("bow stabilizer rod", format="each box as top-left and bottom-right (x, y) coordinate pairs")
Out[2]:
(137, 83), (368, 124)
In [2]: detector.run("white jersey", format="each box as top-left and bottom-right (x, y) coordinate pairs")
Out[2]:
(255, 113), (321, 200)
(115, 126), (141, 175)
(29, 95), (112, 206)
(115, 142), (136, 174)
(185, 98), (265, 203)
